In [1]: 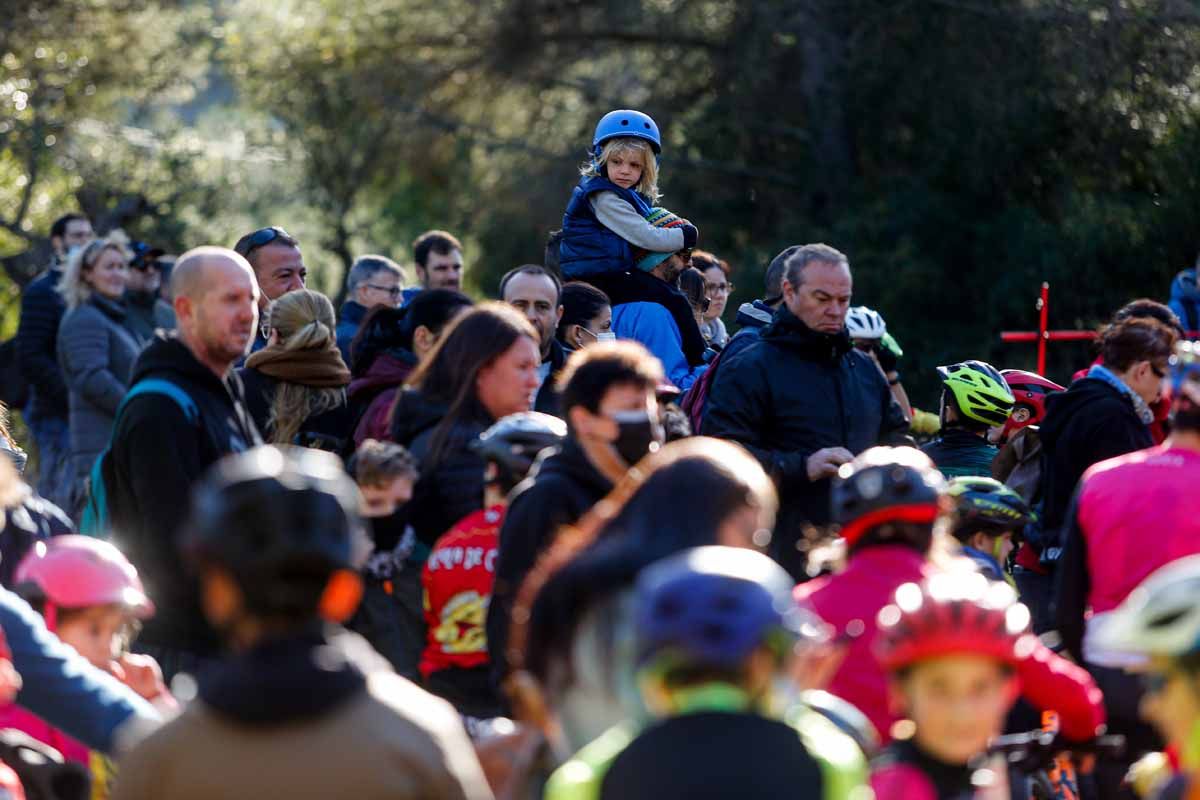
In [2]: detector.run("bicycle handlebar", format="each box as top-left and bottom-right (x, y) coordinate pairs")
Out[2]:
(988, 730), (1126, 772)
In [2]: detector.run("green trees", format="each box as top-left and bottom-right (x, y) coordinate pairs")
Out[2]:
(3, 0), (1198, 393)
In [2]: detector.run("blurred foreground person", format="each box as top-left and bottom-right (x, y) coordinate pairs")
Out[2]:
(111, 446), (492, 800)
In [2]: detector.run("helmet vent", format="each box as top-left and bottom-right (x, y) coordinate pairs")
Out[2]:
(1147, 608), (1190, 629)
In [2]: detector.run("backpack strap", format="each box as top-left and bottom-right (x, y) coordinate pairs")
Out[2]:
(79, 378), (199, 537)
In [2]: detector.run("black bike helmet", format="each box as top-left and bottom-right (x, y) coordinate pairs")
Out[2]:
(946, 476), (1033, 540)
(182, 446), (366, 618)
(469, 412), (567, 492)
(830, 446), (948, 549)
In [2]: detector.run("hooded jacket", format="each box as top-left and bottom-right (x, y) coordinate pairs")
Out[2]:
(701, 307), (909, 575)
(107, 333), (262, 654)
(486, 439), (614, 684)
(349, 355), (416, 447)
(237, 368), (352, 451)
(1169, 267), (1199, 334)
(389, 389), (491, 557)
(1038, 377), (1153, 550)
(111, 627), (492, 800)
(559, 176), (652, 278)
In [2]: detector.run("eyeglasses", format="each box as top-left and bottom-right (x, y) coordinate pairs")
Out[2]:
(705, 281), (735, 295)
(1150, 362), (1168, 379)
(234, 226), (292, 257)
(365, 284), (403, 299)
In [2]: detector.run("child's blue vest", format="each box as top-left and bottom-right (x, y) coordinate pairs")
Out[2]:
(559, 176), (652, 278)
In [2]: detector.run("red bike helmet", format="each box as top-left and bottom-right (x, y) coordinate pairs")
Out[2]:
(875, 572), (1036, 672)
(14, 535), (154, 632)
(999, 369), (1064, 441)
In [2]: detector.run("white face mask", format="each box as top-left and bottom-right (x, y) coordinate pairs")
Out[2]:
(595, 331), (617, 343)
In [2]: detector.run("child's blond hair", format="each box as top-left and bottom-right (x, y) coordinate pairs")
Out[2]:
(581, 138), (660, 202)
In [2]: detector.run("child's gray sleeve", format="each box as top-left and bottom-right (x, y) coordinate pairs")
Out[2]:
(590, 192), (686, 253)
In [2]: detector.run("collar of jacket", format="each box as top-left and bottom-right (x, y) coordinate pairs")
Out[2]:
(88, 293), (128, 321)
(761, 306), (852, 364)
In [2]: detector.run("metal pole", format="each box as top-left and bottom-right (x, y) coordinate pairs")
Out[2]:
(1037, 282), (1050, 376)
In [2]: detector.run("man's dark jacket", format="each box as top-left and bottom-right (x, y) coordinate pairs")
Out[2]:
(108, 333), (262, 655)
(486, 438), (613, 684)
(15, 267), (69, 418)
(701, 307), (909, 575)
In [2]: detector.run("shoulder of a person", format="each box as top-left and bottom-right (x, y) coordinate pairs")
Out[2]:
(362, 671), (465, 740)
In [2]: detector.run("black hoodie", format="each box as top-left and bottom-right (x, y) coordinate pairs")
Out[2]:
(701, 306), (909, 576)
(486, 438), (613, 683)
(389, 388), (491, 554)
(108, 333), (262, 655)
(1038, 377), (1152, 545)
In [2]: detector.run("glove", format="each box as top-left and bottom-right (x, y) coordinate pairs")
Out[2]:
(680, 222), (698, 250)
(876, 343), (898, 375)
(880, 331), (904, 359)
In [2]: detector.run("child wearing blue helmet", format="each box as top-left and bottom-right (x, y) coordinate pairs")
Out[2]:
(543, 546), (867, 800)
(558, 110), (707, 368)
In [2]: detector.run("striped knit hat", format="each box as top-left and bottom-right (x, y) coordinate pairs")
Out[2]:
(634, 207), (689, 272)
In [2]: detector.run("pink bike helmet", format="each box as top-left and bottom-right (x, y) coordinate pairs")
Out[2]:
(14, 536), (154, 632)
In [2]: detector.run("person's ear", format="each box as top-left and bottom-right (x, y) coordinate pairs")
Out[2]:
(174, 294), (193, 325)
(412, 325), (434, 356)
(556, 304), (564, 325)
(568, 404), (595, 437)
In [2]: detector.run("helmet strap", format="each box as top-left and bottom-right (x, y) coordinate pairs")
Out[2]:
(44, 601), (58, 634)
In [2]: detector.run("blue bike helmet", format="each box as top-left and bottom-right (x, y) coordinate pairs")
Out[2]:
(593, 109), (662, 157)
(634, 546), (823, 669)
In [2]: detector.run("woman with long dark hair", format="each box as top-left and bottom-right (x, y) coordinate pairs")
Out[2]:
(381, 303), (541, 678)
(507, 437), (777, 754)
(347, 289), (473, 447)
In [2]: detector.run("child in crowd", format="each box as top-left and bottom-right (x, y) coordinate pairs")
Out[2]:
(945, 476), (1032, 582)
(921, 361), (1014, 478)
(870, 573), (1105, 800)
(558, 109), (706, 368)
(345, 439), (420, 673)
(421, 412), (566, 721)
(545, 546), (867, 800)
(5, 536), (173, 799)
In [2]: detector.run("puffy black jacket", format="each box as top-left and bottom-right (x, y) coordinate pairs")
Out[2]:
(0, 489), (72, 587)
(701, 307), (909, 575)
(388, 389), (491, 553)
(486, 438), (613, 683)
(108, 333), (262, 655)
(1038, 377), (1153, 546)
(15, 268), (68, 419)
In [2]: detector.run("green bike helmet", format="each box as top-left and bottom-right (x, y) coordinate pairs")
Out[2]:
(937, 360), (1014, 426)
(946, 476), (1032, 540)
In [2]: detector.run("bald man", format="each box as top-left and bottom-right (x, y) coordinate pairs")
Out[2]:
(105, 247), (264, 676)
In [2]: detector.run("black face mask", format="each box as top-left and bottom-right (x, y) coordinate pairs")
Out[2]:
(611, 410), (665, 466)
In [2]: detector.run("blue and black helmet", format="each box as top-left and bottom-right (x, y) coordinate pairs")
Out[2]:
(634, 546), (824, 669)
(593, 109), (662, 157)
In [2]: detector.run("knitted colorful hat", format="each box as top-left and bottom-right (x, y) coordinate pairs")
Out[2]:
(635, 207), (689, 272)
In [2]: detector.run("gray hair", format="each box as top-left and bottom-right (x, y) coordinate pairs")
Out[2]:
(782, 243), (849, 289)
(346, 254), (405, 294)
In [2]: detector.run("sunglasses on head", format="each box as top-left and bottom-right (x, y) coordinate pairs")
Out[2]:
(235, 226), (291, 257)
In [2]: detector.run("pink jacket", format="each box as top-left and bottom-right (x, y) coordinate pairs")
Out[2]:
(1078, 444), (1200, 614)
(794, 545), (931, 745)
(0, 702), (89, 764)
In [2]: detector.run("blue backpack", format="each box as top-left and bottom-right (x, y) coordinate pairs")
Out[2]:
(79, 378), (198, 536)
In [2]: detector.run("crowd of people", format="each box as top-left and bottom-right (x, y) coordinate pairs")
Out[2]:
(0, 107), (1196, 800)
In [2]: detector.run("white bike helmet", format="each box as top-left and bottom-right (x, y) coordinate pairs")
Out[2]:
(846, 306), (887, 340)
(1093, 554), (1200, 657)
